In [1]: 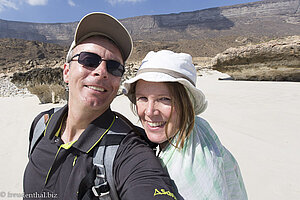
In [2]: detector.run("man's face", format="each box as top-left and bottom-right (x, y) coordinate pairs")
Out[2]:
(63, 36), (123, 113)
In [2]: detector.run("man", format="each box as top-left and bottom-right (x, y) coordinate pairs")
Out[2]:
(23, 12), (179, 200)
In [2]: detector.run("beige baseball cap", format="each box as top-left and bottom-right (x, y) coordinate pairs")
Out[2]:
(66, 12), (133, 62)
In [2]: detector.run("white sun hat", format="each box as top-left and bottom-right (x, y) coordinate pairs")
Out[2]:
(123, 50), (207, 115)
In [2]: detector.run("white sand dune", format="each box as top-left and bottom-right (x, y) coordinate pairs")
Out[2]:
(1, 70), (299, 200)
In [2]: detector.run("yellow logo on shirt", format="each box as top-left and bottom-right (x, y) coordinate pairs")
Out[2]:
(154, 189), (177, 200)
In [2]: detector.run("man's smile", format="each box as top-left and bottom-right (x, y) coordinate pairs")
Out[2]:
(85, 85), (107, 92)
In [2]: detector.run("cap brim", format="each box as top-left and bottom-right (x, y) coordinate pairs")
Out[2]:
(75, 12), (132, 62)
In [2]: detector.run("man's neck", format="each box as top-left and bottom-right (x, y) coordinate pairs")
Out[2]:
(61, 103), (107, 143)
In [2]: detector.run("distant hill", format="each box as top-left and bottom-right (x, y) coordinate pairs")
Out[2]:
(0, 0), (299, 59)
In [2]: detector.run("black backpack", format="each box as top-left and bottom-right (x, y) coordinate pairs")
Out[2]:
(28, 107), (144, 200)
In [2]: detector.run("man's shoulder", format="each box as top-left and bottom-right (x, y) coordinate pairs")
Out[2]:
(116, 130), (157, 159)
(112, 112), (157, 149)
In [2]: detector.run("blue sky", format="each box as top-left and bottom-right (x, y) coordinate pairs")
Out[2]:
(0, 0), (259, 23)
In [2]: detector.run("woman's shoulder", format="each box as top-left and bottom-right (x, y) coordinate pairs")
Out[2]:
(194, 116), (218, 139)
(193, 116), (225, 154)
(195, 116), (211, 128)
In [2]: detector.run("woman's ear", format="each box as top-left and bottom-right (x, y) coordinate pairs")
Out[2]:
(63, 63), (70, 84)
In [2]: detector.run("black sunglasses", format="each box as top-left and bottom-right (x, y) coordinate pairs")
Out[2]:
(69, 51), (125, 77)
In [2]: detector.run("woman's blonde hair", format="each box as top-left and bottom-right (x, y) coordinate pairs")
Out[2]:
(131, 81), (195, 149)
(165, 82), (195, 149)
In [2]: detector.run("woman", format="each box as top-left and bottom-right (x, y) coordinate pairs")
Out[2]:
(123, 50), (248, 200)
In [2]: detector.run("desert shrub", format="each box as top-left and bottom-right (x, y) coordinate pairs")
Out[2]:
(28, 84), (67, 104)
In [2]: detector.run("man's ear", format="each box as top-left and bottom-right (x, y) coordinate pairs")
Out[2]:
(63, 63), (70, 84)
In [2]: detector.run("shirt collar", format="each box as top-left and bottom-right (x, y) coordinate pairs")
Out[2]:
(45, 105), (115, 153)
(74, 108), (115, 153)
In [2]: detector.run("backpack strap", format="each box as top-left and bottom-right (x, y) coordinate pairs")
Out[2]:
(91, 112), (135, 199)
(28, 107), (61, 157)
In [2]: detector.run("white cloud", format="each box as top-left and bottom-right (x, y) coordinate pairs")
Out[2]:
(0, 0), (19, 12)
(106, 0), (144, 6)
(26, 0), (48, 6)
(0, 0), (48, 13)
(68, 0), (75, 7)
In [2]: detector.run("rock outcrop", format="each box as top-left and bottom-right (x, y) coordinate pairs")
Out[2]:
(0, 76), (30, 97)
(11, 68), (67, 103)
(211, 35), (300, 81)
(0, 38), (67, 73)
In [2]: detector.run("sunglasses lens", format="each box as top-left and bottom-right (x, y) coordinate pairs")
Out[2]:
(78, 52), (100, 68)
(76, 52), (125, 77)
(106, 61), (125, 77)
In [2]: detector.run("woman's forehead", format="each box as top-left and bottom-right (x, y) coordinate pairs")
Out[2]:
(136, 80), (169, 91)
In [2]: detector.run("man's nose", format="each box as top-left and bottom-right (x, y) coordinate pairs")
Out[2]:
(92, 61), (108, 78)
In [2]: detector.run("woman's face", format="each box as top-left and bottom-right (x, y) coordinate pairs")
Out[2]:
(135, 80), (179, 145)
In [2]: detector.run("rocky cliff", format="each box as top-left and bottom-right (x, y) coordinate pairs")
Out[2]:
(0, 20), (76, 44)
(0, 0), (299, 59)
(123, 0), (300, 40)
(211, 35), (300, 81)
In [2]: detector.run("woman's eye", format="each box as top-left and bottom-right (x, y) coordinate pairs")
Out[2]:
(159, 97), (171, 102)
(136, 97), (147, 102)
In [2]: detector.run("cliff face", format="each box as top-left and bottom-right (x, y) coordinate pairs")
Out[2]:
(124, 0), (300, 34)
(0, 20), (76, 43)
(0, 0), (299, 44)
(115, 0), (300, 42)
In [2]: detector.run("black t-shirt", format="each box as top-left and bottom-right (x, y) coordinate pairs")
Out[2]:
(23, 105), (179, 200)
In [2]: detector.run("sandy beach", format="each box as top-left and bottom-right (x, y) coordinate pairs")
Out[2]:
(1, 70), (299, 200)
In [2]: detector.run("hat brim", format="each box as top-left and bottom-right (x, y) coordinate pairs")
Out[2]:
(123, 72), (207, 115)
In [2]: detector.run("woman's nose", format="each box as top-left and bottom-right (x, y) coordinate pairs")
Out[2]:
(144, 101), (158, 116)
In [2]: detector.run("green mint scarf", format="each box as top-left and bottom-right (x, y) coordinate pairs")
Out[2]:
(158, 117), (248, 200)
